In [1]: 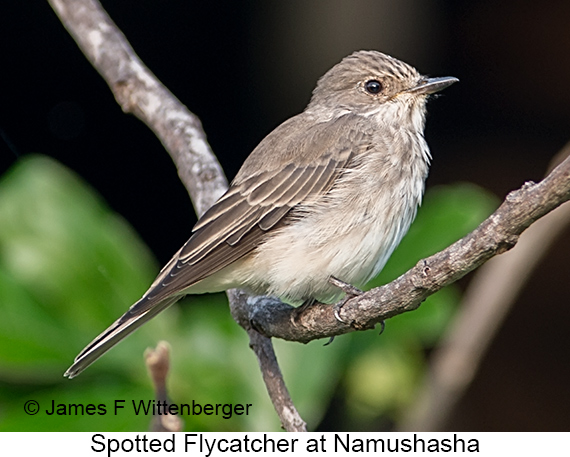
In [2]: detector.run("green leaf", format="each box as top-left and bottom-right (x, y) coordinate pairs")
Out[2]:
(0, 155), (281, 431)
(0, 155), (164, 381)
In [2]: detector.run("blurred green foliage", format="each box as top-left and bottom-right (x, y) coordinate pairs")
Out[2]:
(0, 155), (497, 431)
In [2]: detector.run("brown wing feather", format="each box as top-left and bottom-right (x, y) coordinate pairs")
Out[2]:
(132, 118), (364, 303)
(65, 113), (369, 377)
(145, 156), (350, 301)
(133, 154), (355, 306)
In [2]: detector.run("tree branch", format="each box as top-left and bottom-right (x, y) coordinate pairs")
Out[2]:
(239, 156), (570, 342)
(228, 289), (307, 432)
(399, 145), (570, 431)
(48, 0), (227, 215)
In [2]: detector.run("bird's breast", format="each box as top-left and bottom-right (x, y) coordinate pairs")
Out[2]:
(241, 130), (430, 304)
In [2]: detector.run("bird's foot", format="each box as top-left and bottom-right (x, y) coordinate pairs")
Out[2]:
(329, 276), (363, 297)
(329, 276), (363, 324)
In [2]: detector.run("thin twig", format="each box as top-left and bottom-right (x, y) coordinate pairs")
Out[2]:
(145, 341), (184, 432)
(228, 290), (308, 432)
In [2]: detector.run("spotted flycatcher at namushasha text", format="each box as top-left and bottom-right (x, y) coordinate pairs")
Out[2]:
(65, 50), (458, 378)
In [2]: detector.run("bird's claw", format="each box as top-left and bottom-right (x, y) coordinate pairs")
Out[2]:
(333, 300), (348, 324)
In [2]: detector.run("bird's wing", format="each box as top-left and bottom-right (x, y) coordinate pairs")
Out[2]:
(147, 150), (353, 301)
(65, 115), (366, 378)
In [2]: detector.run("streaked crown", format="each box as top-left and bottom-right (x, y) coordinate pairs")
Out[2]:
(307, 50), (424, 114)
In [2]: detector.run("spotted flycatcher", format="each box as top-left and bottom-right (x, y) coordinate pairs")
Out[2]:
(65, 50), (457, 378)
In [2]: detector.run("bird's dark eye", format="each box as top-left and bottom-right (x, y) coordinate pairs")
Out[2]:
(364, 79), (383, 94)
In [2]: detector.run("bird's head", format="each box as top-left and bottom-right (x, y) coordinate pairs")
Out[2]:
(307, 50), (458, 130)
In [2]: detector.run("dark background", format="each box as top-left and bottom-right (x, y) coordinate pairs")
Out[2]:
(1, 1), (569, 430)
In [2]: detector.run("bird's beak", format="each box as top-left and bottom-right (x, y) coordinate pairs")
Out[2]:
(407, 76), (459, 95)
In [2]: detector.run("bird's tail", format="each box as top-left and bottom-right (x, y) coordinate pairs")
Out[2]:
(64, 295), (180, 379)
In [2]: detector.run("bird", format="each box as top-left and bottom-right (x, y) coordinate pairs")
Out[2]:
(65, 50), (457, 378)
